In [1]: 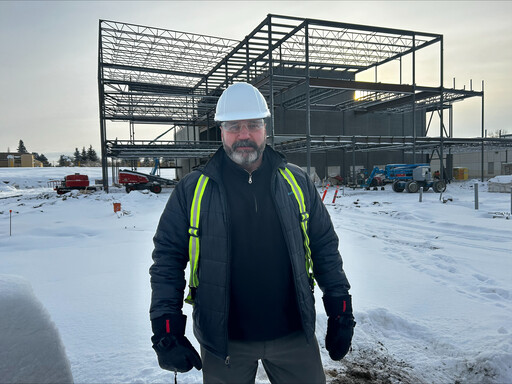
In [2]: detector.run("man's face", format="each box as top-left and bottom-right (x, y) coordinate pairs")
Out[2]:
(221, 119), (267, 170)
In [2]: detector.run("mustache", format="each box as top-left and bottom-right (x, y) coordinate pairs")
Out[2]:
(232, 140), (258, 150)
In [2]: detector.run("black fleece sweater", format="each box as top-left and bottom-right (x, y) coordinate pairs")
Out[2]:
(222, 151), (302, 341)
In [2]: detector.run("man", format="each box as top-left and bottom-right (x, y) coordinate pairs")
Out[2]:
(150, 82), (355, 383)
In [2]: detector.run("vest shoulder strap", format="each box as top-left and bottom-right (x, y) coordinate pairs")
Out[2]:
(185, 174), (209, 305)
(278, 168), (314, 289)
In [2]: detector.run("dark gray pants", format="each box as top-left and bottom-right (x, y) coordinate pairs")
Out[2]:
(201, 331), (326, 384)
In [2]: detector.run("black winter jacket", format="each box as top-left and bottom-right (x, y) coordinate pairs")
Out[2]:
(150, 145), (351, 360)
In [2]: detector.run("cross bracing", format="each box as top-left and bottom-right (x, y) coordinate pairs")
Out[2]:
(98, 14), (495, 191)
(100, 21), (239, 77)
(282, 27), (430, 70)
(103, 92), (205, 123)
(106, 140), (221, 159)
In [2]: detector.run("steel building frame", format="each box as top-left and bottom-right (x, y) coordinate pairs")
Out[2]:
(98, 15), (508, 191)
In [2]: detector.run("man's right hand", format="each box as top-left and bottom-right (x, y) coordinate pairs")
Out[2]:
(151, 314), (202, 372)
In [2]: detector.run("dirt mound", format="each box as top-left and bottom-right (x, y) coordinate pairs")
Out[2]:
(326, 345), (425, 384)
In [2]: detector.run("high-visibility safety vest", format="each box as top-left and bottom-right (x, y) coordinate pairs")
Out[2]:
(185, 168), (314, 305)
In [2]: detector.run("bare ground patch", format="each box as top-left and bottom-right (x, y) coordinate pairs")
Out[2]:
(326, 344), (426, 384)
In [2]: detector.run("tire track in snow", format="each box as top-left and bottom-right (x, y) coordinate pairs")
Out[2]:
(330, 204), (512, 306)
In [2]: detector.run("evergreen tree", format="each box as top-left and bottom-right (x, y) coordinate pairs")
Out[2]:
(32, 152), (46, 166)
(58, 155), (72, 167)
(73, 148), (81, 166)
(87, 145), (98, 162)
(81, 147), (88, 163)
(17, 140), (28, 153)
(37, 153), (50, 167)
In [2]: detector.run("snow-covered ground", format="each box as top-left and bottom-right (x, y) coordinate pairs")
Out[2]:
(1, 167), (511, 383)
(0, 275), (73, 383)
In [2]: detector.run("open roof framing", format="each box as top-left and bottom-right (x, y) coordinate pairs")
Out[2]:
(98, 14), (508, 191)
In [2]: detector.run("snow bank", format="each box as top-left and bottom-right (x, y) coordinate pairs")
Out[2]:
(0, 182), (17, 192)
(488, 175), (512, 193)
(489, 175), (512, 183)
(0, 275), (73, 383)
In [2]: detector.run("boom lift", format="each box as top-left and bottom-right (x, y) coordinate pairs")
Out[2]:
(118, 158), (178, 193)
(363, 164), (446, 193)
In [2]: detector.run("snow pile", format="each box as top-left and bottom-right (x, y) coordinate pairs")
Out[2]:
(0, 182), (17, 192)
(488, 175), (512, 193)
(0, 167), (511, 383)
(0, 275), (73, 383)
(489, 175), (512, 184)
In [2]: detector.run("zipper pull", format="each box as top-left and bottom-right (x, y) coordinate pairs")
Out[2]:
(225, 356), (231, 366)
(248, 174), (253, 184)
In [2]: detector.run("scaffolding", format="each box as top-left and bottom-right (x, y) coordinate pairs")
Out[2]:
(98, 14), (509, 191)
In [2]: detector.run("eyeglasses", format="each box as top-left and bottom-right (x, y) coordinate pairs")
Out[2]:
(221, 119), (265, 133)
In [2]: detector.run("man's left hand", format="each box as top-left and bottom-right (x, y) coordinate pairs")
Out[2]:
(325, 314), (355, 360)
(323, 295), (356, 360)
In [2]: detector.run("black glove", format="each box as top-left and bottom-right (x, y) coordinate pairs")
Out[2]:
(323, 295), (356, 360)
(151, 313), (202, 372)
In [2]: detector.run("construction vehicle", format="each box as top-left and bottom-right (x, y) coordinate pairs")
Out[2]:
(362, 167), (386, 189)
(363, 164), (425, 189)
(391, 165), (446, 193)
(118, 169), (174, 193)
(118, 160), (178, 193)
(53, 174), (97, 195)
(363, 164), (446, 193)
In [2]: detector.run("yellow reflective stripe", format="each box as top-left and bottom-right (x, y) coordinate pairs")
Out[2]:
(188, 174), (209, 289)
(190, 174), (209, 230)
(280, 168), (306, 213)
(279, 168), (314, 284)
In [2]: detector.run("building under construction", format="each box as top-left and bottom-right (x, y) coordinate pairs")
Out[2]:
(97, 14), (511, 192)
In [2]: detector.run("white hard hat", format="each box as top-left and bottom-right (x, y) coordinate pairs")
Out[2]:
(214, 82), (271, 122)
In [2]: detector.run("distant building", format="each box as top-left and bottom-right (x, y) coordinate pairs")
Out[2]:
(0, 153), (37, 167)
(430, 147), (512, 179)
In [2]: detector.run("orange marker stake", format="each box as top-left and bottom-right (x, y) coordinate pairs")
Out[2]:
(321, 184), (330, 202)
(332, 186), (339, 204)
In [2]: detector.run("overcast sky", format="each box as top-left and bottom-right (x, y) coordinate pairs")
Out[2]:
(1, 1), (511, 163)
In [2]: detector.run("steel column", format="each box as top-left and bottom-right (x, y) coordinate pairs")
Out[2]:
(481, 80), (485, 182)
(305, 23), (311, 176)
(351, 136), (356, 183)
(97, 22), (109, 193)
(440, 36), (444, 181)
(268, 15), (275, 148)
(412, 34), (416, 163)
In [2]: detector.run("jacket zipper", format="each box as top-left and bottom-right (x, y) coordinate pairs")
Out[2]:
(220, 179), (232, 361)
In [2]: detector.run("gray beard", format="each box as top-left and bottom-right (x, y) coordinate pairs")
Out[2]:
(223, 139), (265, 167)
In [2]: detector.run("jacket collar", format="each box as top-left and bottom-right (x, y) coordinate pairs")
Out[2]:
(202, 144), (287, 181)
